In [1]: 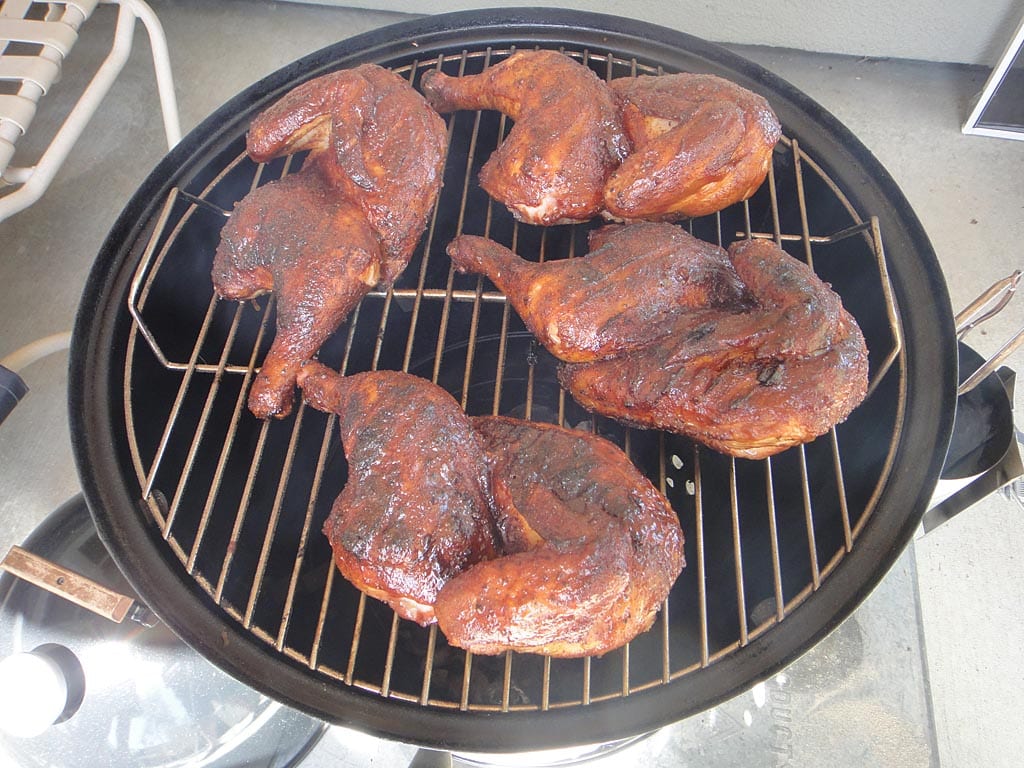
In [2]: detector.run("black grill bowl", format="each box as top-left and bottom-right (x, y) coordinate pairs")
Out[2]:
(69, 8), (956, 752)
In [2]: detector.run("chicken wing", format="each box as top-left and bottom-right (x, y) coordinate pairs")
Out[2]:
(446, 222), (750, 362)
(421, 50), (628, 225)
(247, 64), (448, 279)
(604, 74), (781, 220)
(434, 416), (685, 657)
(297, 362), (498, 626)
(558, 238), (869, 459)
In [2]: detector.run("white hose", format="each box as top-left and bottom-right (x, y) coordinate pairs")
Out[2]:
(0, 332), (72, 373)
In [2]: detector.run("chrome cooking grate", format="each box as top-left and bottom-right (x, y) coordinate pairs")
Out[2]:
(120, 47), (903, 713)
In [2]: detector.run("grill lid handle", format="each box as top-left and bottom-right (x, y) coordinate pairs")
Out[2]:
(0, 545), (156, 627)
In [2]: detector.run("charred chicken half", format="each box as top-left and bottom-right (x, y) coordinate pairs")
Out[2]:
(558, 237), (869, 459)
(447, 222), (751, 363)
(297, 362), (498, 626)
(604, 73), (782, 220)
(421, 50), (628, 225)
(435, 416), (685, 657)
(212, 64), (447, 418)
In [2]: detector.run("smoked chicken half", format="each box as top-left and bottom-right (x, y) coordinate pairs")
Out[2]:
(297, 362), (498, 626)
(604, 73), (782, 220)
(447, 222), (751, 363)
(435, 416), (685, 657)
(421, 50), (629, 225)
(212, 64), (447, 418)
(558, 237), (869, 459)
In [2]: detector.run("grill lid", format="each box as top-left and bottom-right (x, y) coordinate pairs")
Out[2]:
(68, 8), (956, 752)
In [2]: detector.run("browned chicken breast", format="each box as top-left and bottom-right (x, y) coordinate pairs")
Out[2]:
(447, 223), (751, 362)
(434, 416), (685, 657)
(604, 74), (781, 220)
(558, 238), (869, 459)
(297, 362), (498, 626)
(213, 64), (447, 418)
(421, 50), (628, 225)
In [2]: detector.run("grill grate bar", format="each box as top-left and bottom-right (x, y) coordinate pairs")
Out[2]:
(368, 63), (427, 373)
(693, 446), (710, 668)
(766, 159), (782, 241)
(764, 458), (787, 622)
(799, 446), (821, 589)
(791, 138), (815, 268)
(582, 656), (592, 706)
(621, 644), (631, 697)
(242, 402), (309, 628)
(346, 593), (368, 685)
(730, 458), (749, 646)
(501, 651), (513, 712)
(381, 612), (401, 697)
(459, 119), (506, 410)
(186, 299), (274, 574)
(864, 216), (904, 399)
(277, 414), (336, 649)
(432, 49), (485, 387)
(541, 656), (552, 710)
(144, 292), (220, 504)
(460, 652), (473, 711)
(161, 301), (245, 538)
(831, 430), (854, 552)
(310, 305), (364, 670)
(309, 528), (336, 669)
(656, 431), (672, 681)
(125, 190), (188, 373)
(420, 625), (439, 705)
(214, 418), (270, 603)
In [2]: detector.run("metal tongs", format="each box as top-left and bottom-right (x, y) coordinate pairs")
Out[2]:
(955, 269), (1024, 395)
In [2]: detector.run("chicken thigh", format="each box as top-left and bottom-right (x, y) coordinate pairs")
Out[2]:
(421, 50), (628, 225)
(297, 362), (498, 626)
(212, 174), (382, 419)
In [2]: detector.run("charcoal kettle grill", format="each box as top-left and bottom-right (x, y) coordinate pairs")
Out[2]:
(66, 8), (958, 753)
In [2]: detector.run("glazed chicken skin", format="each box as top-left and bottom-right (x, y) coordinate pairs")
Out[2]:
(447, 223), (750, 362)
(604, 74), (782, 221)
(420, 50), (629, 225)
(297, 362), (498, 626)
(558, 238), (869, 459)
(213, 64), (447, 418)
(434, 416), (685, 657)
(212, 173), (382, 419)
(246, 64), (448, 279)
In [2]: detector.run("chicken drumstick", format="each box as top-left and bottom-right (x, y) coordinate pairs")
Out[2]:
(447, 223), (750, 362)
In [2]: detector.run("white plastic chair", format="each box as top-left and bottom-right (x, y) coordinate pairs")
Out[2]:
(0, 0), (180, 222)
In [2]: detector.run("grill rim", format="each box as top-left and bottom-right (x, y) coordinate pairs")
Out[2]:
(68, 8), (957, 751)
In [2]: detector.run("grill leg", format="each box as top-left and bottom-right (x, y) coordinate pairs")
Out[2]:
(408, 748), (453, 768)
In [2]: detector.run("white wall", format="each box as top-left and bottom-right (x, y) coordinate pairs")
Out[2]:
(305, 0), (1022, 66)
